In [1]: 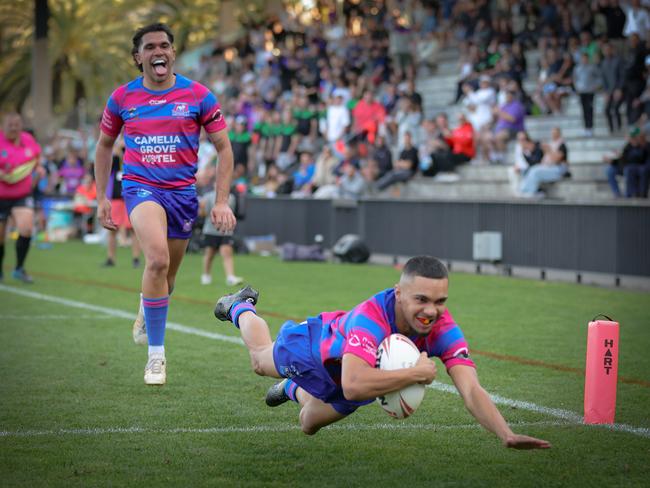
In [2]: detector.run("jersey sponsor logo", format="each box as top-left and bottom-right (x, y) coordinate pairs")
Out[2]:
(209, 108), (223, 123)
(452, 347), (470, 359)
(348, 333), (361, 347)
(134, 135), (181, 164)
(148, 99), (167, 105)
(172, 102), (190, 117)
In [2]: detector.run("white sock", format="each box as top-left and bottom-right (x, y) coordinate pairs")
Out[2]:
(148, 345), (165, 357)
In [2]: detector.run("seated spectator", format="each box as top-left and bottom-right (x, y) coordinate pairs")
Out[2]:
(291, 151), (316, 197)
(604, 127), (650, 198)
(427, 112), (475, 179)
(479, 89), (526, 164)
(518, 127), (569, 198)
(351, 89), (386, 144)
(375, 131), (419, 191)
(462, 75), (496, 133)
(338, 160), (368, 199)
(369, 135), (393, 179)
(508, 131), (543, 194)
(311, 145), (340, 192)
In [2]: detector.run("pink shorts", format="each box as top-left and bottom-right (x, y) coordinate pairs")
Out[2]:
(110, 199), (132, 229)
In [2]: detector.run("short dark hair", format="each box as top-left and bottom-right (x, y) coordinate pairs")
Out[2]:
(402, 256), (448, 280)
(131, 23), (174, 72)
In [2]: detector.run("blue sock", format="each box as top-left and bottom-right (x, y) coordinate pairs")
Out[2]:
(143, 296), (169, 347)
(231, 301), (257, 329)
(284, 379), (299, 403)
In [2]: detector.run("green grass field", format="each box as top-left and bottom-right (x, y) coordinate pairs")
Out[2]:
(1, 240), (649, 487)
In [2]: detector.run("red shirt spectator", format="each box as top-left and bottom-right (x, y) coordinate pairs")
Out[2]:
(352, 90), (386, 142)
(446, 118), (476, 159)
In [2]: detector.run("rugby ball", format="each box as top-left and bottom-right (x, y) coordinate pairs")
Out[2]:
(375, 334), (426, 419)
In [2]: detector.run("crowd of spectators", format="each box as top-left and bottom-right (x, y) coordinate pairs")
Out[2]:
(25, 0), (650, 227)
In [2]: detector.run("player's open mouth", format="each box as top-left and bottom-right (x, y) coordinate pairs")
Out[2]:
(152, 59), (168, 76)
(417, 317), (432, 325)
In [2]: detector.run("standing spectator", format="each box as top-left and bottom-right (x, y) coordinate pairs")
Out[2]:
(597, 0), (627, 43)
(518, 127), (569, 197)
(604, 127), (650, 197)
(463, 75), (497, 133)
(0, 112), (43, 283)
(573, 52), (602, 136)
(600, 42), (625, 133)
(229, 116), (254, 179)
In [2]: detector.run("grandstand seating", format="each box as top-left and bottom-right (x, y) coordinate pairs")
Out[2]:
(406, 47), (629, 203)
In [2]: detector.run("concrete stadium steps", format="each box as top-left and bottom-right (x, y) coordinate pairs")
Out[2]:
(457, 163), (609, 181)
(395, 176), (614, 202)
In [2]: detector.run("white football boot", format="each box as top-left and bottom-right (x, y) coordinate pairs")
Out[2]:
(144, 354), (166, 385)
(132, 294), (148, 345)
(225, 275), (244, 286)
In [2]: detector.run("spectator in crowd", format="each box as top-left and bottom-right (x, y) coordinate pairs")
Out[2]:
(508, 130), (543, 195)
(369, 134), (393, 180)
(480, 89), (526, 164)
(72, 171), (96, 237)
(57, 147), (86, 196)
(428, 112), (475, 179)
(337, 160), (368, 199)
(600, 42), (625, 133)
(518, 127), (569, 198)
(622, 0), (650, 39)
(311, 144), (340, 193)
(462, 75), (497, 133)
(621, 33), (647, 126)
(322, 91), (350, 146)
(229, 115), (254, 179)
(351, 89), (386, 144)
(573, 51), (602, 137)
(375, 131), (419, 192)
(604, 127), (650, 198)
(291, 150), (316, 197)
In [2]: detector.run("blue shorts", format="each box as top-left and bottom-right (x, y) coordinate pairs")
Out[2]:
(273, 318), (373, 416)
(122, 182), (198, 239)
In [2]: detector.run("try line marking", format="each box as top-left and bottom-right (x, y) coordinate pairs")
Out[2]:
(1, 284), (649, 440)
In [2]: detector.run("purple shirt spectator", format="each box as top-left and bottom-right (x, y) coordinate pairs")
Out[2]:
(494, 98), (526, 133)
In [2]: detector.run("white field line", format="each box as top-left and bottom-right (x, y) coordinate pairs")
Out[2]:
(0, 420), (572, 438)
(1, 284), (649, 440)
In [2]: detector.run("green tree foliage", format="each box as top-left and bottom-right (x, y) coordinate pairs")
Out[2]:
(0, 0), (269, 122)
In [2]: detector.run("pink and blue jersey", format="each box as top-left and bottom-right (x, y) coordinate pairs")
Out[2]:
(317, 288), (475, 382)
(100, 74), (226, 190)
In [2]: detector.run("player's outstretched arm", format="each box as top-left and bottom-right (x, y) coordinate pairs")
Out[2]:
(341, 352), (436, 401)
(449, 364), (551, 450)
(207, 130), (236, 233)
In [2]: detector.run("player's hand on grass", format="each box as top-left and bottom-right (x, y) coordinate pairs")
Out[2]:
(414, 352), (437, 385)
(98, 198), (117, 231)
(210, 202), (236, 233)
(504, 434), (552, 450)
